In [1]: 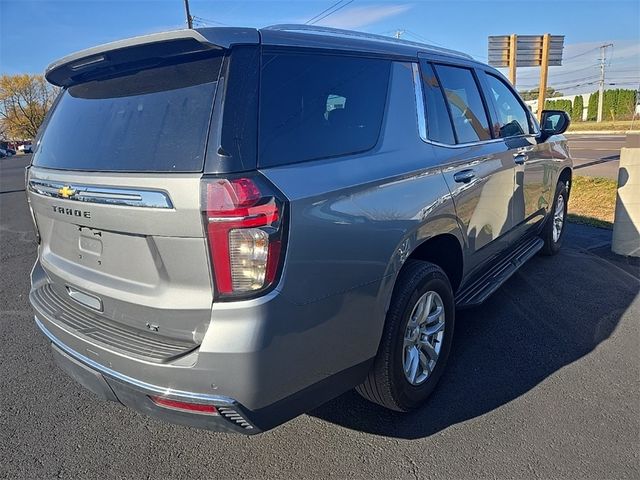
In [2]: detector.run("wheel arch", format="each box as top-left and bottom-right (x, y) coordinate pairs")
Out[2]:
(558, 167), (572, 196)
(405, 233), (464, 295)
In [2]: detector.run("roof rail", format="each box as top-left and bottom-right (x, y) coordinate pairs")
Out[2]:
(263, 24), (473, 60)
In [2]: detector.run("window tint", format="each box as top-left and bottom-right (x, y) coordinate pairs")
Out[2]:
(485, 74), (530, 137)
(33, 55), (223, 172)
(259, 53), (391, 167)
(433, 64), (491, 143)
(420, 62), (455, 144)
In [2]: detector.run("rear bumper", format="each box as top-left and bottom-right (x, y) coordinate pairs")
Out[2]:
(37, 317), (260, 434)
(30, 257), (378, 433)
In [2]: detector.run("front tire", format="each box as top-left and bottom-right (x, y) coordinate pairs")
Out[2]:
(541, 180), (568, 256)
(356, 260), (455, 412)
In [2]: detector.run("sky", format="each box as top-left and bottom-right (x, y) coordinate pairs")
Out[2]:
(1, 0), (639, 95)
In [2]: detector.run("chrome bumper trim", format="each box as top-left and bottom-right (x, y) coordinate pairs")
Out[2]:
(35, 316), (235, 405)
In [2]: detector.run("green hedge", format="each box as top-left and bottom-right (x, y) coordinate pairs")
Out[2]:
(586, 89), (637, 121)
(587, 92), (598, 120)
(545, 99), (573, 117)
(572, 95), (584, 122)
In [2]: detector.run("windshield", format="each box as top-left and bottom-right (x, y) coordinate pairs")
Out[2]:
(33, 55), (223, 172)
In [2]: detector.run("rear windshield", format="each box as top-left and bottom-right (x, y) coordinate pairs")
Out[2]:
(259, 52), (391, 168)
(33, 55), (223, 172)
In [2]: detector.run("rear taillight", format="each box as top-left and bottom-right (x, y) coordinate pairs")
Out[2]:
(201, 175), (286, 298)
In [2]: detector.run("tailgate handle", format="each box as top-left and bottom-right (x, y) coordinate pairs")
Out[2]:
(66, 286), (103, 312)
(28, 179), (174, 209)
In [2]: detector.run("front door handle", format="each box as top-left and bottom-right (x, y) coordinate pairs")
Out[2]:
(454, 169), (476, 183)
(513, 153), (528, 165)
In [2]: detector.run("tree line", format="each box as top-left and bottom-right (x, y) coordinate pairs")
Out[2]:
(544, 89), (637, 122)
(0, 74), (59, 141)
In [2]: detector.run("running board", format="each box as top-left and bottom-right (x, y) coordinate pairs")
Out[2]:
(455, 237), (544, 309)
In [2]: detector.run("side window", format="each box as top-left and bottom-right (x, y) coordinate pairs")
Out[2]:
(485, 74), (531, 137)
(420, 62), (455, 144)
(259, 52), (391, 167)
(433, 64), (491, 143)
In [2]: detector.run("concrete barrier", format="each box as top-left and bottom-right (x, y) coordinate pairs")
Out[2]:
(612, 133), (640, 257)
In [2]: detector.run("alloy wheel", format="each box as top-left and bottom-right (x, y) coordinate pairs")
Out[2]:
(553, 193), (565, 243)
(402, 290), (445, 386)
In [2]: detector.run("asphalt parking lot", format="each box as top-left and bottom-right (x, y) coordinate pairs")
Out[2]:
(569, 134), (627, 179)
(1, 152), (638, 479)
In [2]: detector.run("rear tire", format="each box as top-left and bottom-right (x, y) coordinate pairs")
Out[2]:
(540, 180), (568, 256)
(356, 260), (455, 412)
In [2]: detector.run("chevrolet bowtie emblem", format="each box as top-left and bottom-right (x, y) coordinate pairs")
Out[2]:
(58, 186), (76, 199)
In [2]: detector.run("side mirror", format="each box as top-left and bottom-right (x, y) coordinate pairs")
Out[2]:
(538, 110), (570, 142)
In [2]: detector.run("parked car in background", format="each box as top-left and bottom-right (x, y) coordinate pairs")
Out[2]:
(27, 25), (572, 434)
(0, 148), (7, 158)
(18, 144), (33, 153)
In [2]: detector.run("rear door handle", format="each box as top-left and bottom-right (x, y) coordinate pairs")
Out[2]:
(513, 154), (528, 165)
(453, 169), (476, 183)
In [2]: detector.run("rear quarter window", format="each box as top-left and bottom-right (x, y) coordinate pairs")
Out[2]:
(258, 52), (391, 168)
(33, 55), (223, 172)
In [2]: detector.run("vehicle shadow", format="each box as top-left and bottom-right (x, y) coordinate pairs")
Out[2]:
(308, 226), (639, 439)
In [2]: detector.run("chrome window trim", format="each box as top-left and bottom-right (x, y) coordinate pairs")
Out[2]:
(35, 316), (236, 405)
(28, 179), (174, 209)
(424, 133), (540, 150)
(426, 137), (503, 149)
(411, 62), (428, 142)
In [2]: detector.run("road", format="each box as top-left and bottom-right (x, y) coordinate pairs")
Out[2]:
(1, 152), (639, 479)
(568, 134), (625, 180)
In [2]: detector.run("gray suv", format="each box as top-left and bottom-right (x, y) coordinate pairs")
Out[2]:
(27, 25), (572, 434)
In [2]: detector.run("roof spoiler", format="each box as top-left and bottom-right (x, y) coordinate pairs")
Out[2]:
(46, 27), (259, 87)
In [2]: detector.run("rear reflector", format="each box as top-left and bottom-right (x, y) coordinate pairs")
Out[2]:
(149, 395), (218, 415)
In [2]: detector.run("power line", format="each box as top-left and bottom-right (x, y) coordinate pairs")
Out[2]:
(305, 0), (355, 25)
(518, 75), (600, 89)
(403, 30), (446, 48)
(517, 64), (637, 89)
(518, 78), (639, 93)
(305, 0), (344, 24)
(192, 15), (231, 27)
(519, 82), (599, 94)
(562, 46), (601, 62)
(312, 0), (355, 25)
(547, 64), (599, 78)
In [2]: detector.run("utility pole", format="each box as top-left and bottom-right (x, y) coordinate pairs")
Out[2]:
(394, 30), (404, 39)
(184, 0), (193, 29)
(597, 43), (614, 123)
